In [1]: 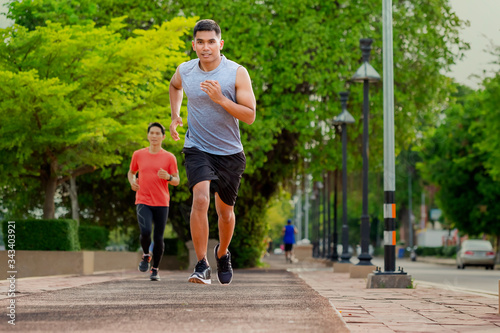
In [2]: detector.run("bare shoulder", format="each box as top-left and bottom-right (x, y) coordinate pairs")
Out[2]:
(235, 66), (253, 88)
(236, 66), (251, 78)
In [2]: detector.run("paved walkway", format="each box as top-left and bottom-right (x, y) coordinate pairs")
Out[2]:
(0, 254), (498, 332)
(0, 258), (347, 332)
(267, 255), (500, 332)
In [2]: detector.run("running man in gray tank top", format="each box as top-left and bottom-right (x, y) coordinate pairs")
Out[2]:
(169, 19), (256, 285)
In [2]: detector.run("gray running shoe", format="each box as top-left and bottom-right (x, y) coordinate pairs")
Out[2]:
(150, 268), (160, 281)
(188, 259), (211, 284)
(138, 254), (151, 272)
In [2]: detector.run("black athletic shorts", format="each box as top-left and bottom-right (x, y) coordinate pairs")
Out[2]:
(284, 243), (294, 252)
(183, 147), (246, 206)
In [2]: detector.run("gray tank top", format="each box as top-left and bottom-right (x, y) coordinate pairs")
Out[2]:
(179, 55), (243, 155)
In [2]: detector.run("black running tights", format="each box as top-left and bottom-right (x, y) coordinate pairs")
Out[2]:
(136, 204), (169, 269)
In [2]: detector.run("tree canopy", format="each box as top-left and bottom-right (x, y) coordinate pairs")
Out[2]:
(1, 0), (470, 266)
(419, 83), (500, 242)
(0, 16), (196, 218)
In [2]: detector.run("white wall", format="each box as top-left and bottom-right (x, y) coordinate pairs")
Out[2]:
(417, 229), (450, 247)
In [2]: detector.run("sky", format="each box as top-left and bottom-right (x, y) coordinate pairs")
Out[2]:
(0, 0), (499, 89)
(448, 0), (500, 88)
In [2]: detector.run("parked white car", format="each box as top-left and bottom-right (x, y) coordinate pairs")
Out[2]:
(456, 240), (496, 270)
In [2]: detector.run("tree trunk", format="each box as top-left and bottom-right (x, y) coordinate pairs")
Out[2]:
(43, 175), (58, 219)
(69, 176), (80, 225)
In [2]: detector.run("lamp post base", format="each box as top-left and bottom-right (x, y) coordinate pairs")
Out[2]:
(367, 272), (413, 288)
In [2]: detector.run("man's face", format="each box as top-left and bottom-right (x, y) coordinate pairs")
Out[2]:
(147, 126), (165, 145)
(192, 30), (224, 62)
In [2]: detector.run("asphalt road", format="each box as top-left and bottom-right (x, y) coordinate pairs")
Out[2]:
(371, 257), (500, 295)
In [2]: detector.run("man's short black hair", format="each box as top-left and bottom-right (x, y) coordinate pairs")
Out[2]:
(148, 122), (165, 135)
(193, 19), (221, 39)
(287, 219), (292, 224)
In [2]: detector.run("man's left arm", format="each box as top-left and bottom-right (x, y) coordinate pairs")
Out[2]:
(200, 67), (256, 125)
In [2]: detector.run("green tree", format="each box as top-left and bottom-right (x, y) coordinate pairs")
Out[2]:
(0, 17), (196, 218)
(4, 0), (179, 38)
(418, 85), (500, 247)
(474, 73), (500, 180)
(264, 190), (294, 248)
(2, 0), (468, 267)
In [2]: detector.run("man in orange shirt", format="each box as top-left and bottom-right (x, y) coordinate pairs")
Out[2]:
(128, 122), (180, 281)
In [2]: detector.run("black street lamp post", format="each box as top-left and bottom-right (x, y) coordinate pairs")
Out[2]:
(334, 91), (355, 263)
(330, 169), (339, 261)
(352, 38), (380, 266)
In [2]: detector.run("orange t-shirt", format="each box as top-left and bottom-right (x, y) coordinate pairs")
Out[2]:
(129, 148), (178, 207)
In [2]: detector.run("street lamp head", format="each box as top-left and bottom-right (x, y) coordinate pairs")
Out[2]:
(352, 63), (381, 82)
(333, 91), (355, 125)
(351, 38), (381, 83)
(360, 38), (373, 62)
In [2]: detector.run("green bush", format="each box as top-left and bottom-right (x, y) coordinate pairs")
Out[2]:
(415, 246), (457, 258)
(372, 247), (384, 257)
(442, 246), (458, 258)
(1, 219), (80, 251)
(163, 238), (178, 255)
(79, 225), (109, 250)
(416, 246), (439, 256)
(162, 238), (189, 269)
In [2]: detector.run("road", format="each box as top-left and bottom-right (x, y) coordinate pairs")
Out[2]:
(371, 257), (499, 295)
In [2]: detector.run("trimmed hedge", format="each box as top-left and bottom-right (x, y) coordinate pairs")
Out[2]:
(415, 246), (457, 258)
(79, 225), (109, 250)
(1, 219), (80, 251)
(163, 238), (178, 255)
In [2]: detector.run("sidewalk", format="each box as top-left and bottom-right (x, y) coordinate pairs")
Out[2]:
(0, 260), (347, 332)
(265, 254), (500, 332)
(0, 254), (498, 332)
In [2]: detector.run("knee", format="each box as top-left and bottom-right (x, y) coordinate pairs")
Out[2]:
(218, 209), (234, 224)
(192, 193), (210, 211)
(153, 234), (164, 244)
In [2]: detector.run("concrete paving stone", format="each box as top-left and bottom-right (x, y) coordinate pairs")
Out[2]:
(437, 301), (489, 306)
(347, 323), (394, 332)
(439, 324), (500, 332)
(398, 304), (452, 312)
(331, 304), (369, 310)
(338, 306), (370, 312)
(343, 316), (385, 324)
(419, 314), (490, 326)
(367, 313), (435, 324)
(359, 304), (412, 311)
(385, 323), (456, 332)
(451, 305), (498, 311)
(461, 298), (498, 305)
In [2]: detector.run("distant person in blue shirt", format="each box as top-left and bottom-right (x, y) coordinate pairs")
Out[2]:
(282, 219), (298, 263)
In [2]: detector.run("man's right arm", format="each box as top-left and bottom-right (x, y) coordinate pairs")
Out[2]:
(169, 67), (184, 141)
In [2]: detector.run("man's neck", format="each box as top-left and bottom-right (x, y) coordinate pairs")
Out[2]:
(199, 55), (222, 72)
(148, 145), (162, 154)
